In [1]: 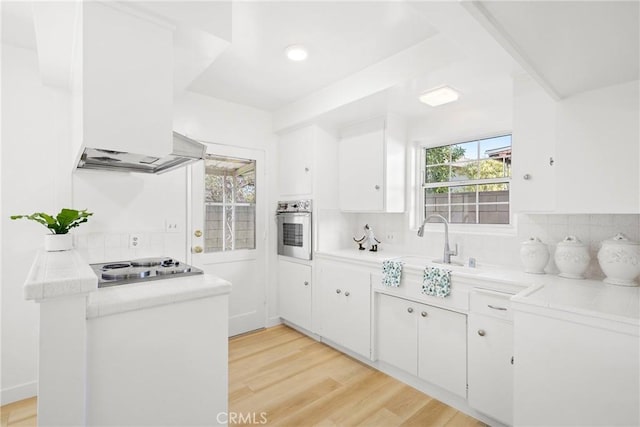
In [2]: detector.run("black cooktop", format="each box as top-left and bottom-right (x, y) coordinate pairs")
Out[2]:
(91, 257), (204, 288)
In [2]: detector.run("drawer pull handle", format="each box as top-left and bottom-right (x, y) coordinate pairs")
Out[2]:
(421, 311), (428, 317)
(487, 304), (507, 311)
(336, 289), (341, 294)
(304, 281), (309, 286)
(407, 307), (414, 313)
(478, 329), (486, 336)
(345, 291), (350, 297)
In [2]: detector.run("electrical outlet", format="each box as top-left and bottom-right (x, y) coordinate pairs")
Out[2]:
(165, 220), (180, 233)
(385, 232), (398, 242)
(129, 234), (142, 249)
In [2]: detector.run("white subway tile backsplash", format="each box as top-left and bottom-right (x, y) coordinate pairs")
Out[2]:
(326, 213), (639, 281)
(87, 233), (105, 250)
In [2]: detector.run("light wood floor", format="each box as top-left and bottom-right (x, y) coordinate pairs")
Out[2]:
(1, 325), (486, 427)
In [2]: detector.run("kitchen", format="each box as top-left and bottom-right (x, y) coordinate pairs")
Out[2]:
(1, 1), (638, 426)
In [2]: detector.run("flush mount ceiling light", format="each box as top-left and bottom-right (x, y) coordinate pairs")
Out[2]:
(285, 45), (308, 61)
(419, 86), (461, 107)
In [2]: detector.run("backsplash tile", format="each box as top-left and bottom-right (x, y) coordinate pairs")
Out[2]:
(331, 212), (639, 281)
(74, 232), (185, 264)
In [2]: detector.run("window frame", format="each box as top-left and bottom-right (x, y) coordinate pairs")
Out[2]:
(416, 133), (515, 234)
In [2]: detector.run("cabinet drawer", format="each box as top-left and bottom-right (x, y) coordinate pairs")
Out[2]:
(470, 289), (514, 321)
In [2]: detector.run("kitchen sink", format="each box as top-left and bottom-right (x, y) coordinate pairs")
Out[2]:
(392, 256), (481, 274)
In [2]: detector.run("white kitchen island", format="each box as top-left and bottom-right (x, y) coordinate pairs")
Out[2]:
(24, 249), (231, 427)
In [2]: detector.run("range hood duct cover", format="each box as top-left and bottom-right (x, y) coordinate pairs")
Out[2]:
(77, 132), (206, 174)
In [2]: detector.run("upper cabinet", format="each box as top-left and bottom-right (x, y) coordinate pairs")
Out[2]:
(512, 75), (639, 214)
(553, 80), (639, 214)
(338, 115), (406, 213)
(278, 126), (314, 197)
(511, 73), (557, 213)
(277, 125), (338, 203)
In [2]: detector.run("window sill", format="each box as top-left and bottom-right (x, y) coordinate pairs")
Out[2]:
(416, 222), (517, 237)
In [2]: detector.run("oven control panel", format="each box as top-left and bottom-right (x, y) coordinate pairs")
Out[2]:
(276, 199), (312, 213)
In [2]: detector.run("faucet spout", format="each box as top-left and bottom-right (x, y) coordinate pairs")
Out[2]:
(417, 214), (458, 264)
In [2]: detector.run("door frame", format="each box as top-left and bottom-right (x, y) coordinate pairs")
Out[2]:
(186, 140), (268, 335)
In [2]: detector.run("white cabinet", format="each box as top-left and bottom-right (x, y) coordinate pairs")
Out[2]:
(512, 75), (639, 214)
(418, 304), (467, 398)
(511, 73), (557, 213)
(278, 127), (314, 197)
(317, 260), (371, 358)
(513, 308), (639, 426)
(338, 115), (405, 212)
(376, 293), (418, 375)
(467, 289), (514, 425)
(376, 293), (467, 397)
(278, 259), (312, 331)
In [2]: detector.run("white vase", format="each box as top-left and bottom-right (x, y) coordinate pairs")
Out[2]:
(597, 233), (640, 286)
(520, 237), (549, 274)
(554, 235), (590, 279)
(44, 234), (73, 252)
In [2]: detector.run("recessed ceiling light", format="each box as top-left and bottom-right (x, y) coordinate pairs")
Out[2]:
(419, 86), (461, 107)
(285, 45), (308, 61)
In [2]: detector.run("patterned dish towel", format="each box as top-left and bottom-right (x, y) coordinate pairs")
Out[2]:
(382, 260), (404, 287)
(422, 267), (452, 298)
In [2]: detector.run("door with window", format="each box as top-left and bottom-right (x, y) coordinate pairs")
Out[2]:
(189, 143), (265, 336)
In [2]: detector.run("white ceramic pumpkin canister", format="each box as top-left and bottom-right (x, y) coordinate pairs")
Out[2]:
(597, 233), (640, 286)
(520, 237), (549, 274)
(554, 235), (590, 279)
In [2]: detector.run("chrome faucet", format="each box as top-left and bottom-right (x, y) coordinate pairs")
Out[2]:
(417, 214), (458, 264)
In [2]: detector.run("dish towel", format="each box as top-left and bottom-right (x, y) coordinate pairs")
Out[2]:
(422, 267), (452, 298)
(382, 260), (404, 287)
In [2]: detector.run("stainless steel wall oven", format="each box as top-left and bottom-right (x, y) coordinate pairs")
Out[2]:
(276, 200), (312, 260)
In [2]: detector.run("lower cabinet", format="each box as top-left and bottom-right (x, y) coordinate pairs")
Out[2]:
(467, 289), (514, 425)
(316, 260), (372, 358)
(278, 259), (312, 331)
(376, 293), (467, 398)
(377, 292), (418, 375)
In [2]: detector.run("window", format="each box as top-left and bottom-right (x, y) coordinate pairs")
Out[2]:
(204, 155), (256, 252)
(422, 134), (511, 225)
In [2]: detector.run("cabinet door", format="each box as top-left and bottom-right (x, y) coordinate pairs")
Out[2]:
(417, 305), (467, 398)
(278, 127), (313, 197)
(511, 73), (556, 213)
(318, 261), (371, 358)
(338, 130), (384, 211)
(278, 260), (312, 330)
(468, 313), (513, 425)
(376, 294), (418, 375)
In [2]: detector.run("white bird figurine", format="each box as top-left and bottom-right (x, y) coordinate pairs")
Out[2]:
(353, 224), (381, 252)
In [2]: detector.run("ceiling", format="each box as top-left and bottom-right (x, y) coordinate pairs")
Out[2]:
(187, 2), (438, 111)
(2, 1), (637, 123)
(467, 0), (640, 99)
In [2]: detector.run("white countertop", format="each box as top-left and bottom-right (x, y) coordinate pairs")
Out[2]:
(24, 249), (232, 318)
(316, 249), (640, 327)
(24, 249), (98, 301)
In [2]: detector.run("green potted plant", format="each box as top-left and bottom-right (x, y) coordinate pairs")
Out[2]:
(11, 208), (93, 251)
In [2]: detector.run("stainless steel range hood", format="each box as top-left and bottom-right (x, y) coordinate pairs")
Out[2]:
(77, 132), (206, 174)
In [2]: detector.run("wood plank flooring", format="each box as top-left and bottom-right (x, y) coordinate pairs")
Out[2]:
(1, 324), (486, 427)
(229, 325), (485, 426)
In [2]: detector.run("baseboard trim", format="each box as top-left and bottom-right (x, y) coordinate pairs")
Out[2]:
(265, 316), (283, 328)
(1, 381), (37, 406)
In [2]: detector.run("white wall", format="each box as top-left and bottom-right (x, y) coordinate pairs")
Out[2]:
(1, 45), (72, 404)
(173, 91), (279, 325)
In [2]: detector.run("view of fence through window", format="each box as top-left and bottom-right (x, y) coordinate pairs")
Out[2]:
(423, 134), (512, 224)
(204, 155), (256, 252)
